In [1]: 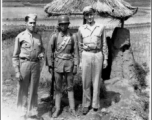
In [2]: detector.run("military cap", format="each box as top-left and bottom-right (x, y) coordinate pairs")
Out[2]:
(26, 13), (37, 21)
(83, 6), (95, 14)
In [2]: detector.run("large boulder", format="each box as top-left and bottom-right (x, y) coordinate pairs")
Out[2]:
(109, 27), (136, 80)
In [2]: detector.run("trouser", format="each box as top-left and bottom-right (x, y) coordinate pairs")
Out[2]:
(54, 72), (75, 110)
(82, 51), (103, 109)
(17, 60), (40, 114)
(54, 72), (74, 93)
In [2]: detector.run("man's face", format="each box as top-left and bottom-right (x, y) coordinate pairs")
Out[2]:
(84, 11), (94, 24)
(59, 23), (69, 32)
(26, 18), (36, 32)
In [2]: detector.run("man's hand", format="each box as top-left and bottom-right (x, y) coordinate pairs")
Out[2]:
(38, 53), (44, 60)
(16, 72), (23, 81)
(103, 60), (108, 69)
(73, 65), (77, 75)
(79, 62), (82, 70)
(48, 66), (53, 73)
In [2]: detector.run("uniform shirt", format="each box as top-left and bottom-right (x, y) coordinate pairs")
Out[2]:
(12, 29), (45, 71)
(47, 31), (78, 71)
(77, 23), (108, 60)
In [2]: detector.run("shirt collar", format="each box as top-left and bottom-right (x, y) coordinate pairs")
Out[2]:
(84, 23), (100, 31)
(25, 29), (33, 36)
(25, 29), (37, 36)
(60, 31), (70, 37)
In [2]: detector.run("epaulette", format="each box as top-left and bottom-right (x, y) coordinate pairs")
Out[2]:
(81, 24), (87, 28)
(17, 30), (26, 38)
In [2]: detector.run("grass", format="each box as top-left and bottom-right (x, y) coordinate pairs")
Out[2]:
(2, 7), (47, 20)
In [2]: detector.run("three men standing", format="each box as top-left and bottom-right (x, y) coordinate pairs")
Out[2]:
(46, 15), (78, 118)
(13, 6), (108, 118)
(12, 14), (45, 119)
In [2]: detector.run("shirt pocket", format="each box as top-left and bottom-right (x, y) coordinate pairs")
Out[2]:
(93, 27), (102, 37)
(82, 33), (90, 39)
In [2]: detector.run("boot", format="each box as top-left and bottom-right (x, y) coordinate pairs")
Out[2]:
(68, 91), (77, 116)
(52, 93), (61, 118)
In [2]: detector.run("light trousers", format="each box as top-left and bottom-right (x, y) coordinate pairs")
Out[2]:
(82, 51), (103, 109)
(17, 60), (40, 113)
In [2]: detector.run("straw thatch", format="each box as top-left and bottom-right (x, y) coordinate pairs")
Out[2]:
(44, 0), (138, 21)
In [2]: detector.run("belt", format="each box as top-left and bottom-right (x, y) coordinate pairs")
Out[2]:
(55, 53), (73, 60)
(84, 49), (101, 53)
(20, 57), (39, 62)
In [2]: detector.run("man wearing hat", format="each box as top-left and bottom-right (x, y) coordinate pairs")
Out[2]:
(12, 13), (45, 119)
(77, 6), (108, 115)
(46, 15), (78, 118)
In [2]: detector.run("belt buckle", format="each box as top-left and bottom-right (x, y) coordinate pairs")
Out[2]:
(29, 58), (39, 62)
(93, 49), (97, 53)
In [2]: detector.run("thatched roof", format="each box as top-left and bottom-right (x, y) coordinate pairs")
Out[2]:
(44, 0), (138, 21)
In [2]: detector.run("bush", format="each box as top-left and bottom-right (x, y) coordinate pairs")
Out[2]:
(133, 62), (149, 92)
(2, 27), (25, 40)
(2, 25), (54, 40)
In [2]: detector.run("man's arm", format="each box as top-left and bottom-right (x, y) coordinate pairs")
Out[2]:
(102, 27), (108, 61)
(38, 35), (45, 59)
(40, 35), (45, 53)
(46, 34), (56, 68)
(102, 27), (108, 68)
(12, 36), (21, 73)
(72, 33), (79, 66)
(76, 29), (83, 65)
(12, 35), (23, 81)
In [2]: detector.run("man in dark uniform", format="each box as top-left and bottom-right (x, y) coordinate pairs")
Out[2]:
(46, 15), (78, 118)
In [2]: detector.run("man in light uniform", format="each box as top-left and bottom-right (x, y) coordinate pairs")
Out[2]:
(47, 15), (78, 118)
(77, 6), (108, 115)
(12, 14), (45, 119)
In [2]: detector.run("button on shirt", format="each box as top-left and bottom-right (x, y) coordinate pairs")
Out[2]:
(78, 23), (108, 60)
(12, 29), (45, 68)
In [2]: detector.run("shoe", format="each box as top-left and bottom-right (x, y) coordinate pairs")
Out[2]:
(52, 93), (61, 118)
(26, 114), (44, 120)
(68, 91), (77, 117)
(83, 107), (89, 115)
(27, 109), (38, 117)
(69, 109), (77, 117)
(52, 109), (60, 118)
(93, 108), (98, 112)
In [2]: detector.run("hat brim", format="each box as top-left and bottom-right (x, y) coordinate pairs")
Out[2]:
(83, 9), (95, 15)
(58, 22), (70, 24)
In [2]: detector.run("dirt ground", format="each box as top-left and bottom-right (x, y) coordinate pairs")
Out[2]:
(2, 79), (106, 120)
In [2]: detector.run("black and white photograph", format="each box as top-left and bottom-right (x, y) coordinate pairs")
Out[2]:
(2, 0), (151, 120)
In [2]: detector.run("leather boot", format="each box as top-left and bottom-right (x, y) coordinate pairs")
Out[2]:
(68, 91), (77, 116)
(52, 93), (61, 118)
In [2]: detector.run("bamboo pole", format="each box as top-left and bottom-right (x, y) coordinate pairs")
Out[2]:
(121, 18), (124, 28)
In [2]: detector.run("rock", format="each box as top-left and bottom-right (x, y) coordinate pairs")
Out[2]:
(83, 112), (102, 120)
(110, 27), (136, 80)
